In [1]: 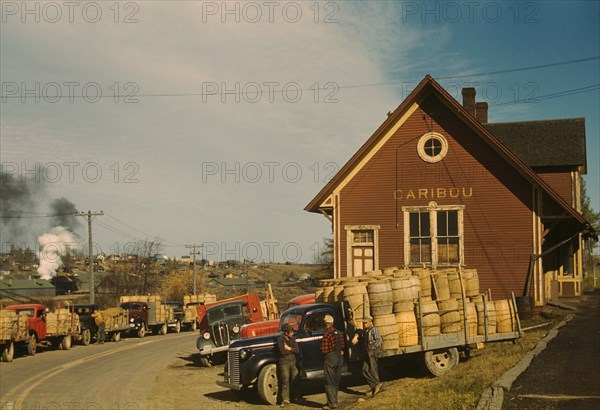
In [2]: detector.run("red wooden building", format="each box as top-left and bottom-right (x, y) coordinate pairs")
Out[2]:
(305, 76), (596, 306)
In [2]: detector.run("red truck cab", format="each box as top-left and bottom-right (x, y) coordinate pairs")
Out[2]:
(6, 304), (47, 340)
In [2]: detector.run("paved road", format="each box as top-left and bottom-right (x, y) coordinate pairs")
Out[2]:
(502, 292), (600, 410)
(0, 330), (372, 410)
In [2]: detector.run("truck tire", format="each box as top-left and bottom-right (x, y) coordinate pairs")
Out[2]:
(257, 364), (278, 405)
(111, 332), (121, 342)
(200, 357), (212, 367)
(1, 342), (14, 362)
(81, 329), (91, 346)
(61, 335), (72, 350)
(160, 324), (168, 335)
(422, 347), (459, 377)
(137, 325), (146, 338)
(27, 334), (37, 356)
(175, 321), (181, 333)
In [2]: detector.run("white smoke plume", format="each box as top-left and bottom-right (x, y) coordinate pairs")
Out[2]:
(37, 226), (82, 280)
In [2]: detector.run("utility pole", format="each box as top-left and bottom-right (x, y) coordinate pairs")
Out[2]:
(77, 210), (104, 304)
(186, 244), (203, 296)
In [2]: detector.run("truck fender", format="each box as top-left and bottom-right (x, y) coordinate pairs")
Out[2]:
(196, 337), (217, 354)
(241, 354), (278, 386)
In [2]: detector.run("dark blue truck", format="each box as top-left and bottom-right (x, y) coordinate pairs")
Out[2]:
(218, 298), (521, 405)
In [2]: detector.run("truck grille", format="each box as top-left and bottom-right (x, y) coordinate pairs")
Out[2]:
(228, 350), (240, 385)
(212, 322), (230, 347)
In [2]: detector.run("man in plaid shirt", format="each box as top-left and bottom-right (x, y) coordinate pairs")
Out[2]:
(321, 314), (344, 409)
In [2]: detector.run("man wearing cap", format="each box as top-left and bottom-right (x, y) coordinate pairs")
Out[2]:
(277, 323), (299, 407)
(91, 307), (105, 344)
(353, 316), (382, 399)
(320, 314), (344, 410)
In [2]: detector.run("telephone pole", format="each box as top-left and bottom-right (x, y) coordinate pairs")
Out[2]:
(186, 244), (203, 296)
(77, 210), (104, 304)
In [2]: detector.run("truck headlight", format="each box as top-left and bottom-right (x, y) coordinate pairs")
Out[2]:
(240, 348), (252, 360)
(232, 326), (240, 334)
(203, 332), (210, 340)
(130, 318), (134, 323)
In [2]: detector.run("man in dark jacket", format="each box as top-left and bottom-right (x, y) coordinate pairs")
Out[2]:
(353, 316), (383, 400)
(277, 323), (299, 406)
(321, 314), (344, 410)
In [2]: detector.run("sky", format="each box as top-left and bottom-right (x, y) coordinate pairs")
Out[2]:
(1, 0), (599, 264)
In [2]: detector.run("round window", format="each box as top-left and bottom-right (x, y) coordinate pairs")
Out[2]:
(417, 132), (448, 163)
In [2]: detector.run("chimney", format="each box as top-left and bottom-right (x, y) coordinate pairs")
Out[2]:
(461, 87), (476, 116)
(475, 102), (488, 123)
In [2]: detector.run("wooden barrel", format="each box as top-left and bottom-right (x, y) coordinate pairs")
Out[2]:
(370, 300), (393, 316)
(470, 294), (484, 304)
(494, 299), (514, 333)
(393, 300), (415, 313)
(315, 288), (324, 302)
(367, 281), (393, 303)
(183, 295), (191, 306)
(120, 296), (130, 303)
(446, 269), (462, 299)
(463, 269), (480, 297)
(383, 267), (398, 276)
(476, 301), (497, 335)
(366, 269), (383, 277)
(374, 314), (399, 350)
(322, 286), (335, 302)
(393, 269), (412, 279)
(432, 270), (450, 300)
(413, 268), (432, 298)
(395, 311), (418, 347)
(437, 299), (461, 334)
(333, 285), (344, 301)
(417, 300), (440, 336)
(465, 302), (477, 338)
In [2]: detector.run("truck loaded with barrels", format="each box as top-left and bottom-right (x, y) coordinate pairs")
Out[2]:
(218, 267), (522, 405)
(120, 295), (169, 338)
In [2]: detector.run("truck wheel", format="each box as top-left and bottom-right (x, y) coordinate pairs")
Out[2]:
(137, 325), (146, 338)
(200, 357), (212, 367)
(111, 332), (121, 342)
(81, 329), (91, 346)
(160, 324), (168, 335)
(61, 335), (72, 350)
(27, 334), (37, 356)
(257, 364), (278, 405)
(175, 321), (181, 333)
(422, 347), (459, 377)
(191, 321), (197, 332)
(1, 342), (14, 362)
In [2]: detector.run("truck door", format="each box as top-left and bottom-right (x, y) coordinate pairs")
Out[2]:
(34, 308), (47, 340)
(295, 309), (335, 376)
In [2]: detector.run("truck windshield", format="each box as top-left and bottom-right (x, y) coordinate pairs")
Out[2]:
(123, 303), (143, 311)
(279, 311), (303, 331)
(207, 304), (241, 322)
(14, 309), (35, 317)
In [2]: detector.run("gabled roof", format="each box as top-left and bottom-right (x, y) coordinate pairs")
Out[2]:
(305, 75), (590, 231)
(484, 118), (586, 169)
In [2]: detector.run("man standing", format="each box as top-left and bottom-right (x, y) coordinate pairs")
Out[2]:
(321, 314), (344, 410)
(277, 323), (299, 407)
(354, 316), (382, 399)
(91, 307), (105, 344)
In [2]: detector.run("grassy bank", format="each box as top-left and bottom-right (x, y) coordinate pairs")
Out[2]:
(350, 315), (563, 410)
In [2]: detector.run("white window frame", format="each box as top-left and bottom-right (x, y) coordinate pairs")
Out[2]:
(402, 202), (464, 268)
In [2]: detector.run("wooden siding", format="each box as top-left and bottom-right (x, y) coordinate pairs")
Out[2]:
(338, 96), (533, 300)
(535, 167), (574, 207)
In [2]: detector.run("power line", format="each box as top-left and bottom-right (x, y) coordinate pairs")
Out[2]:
(491, 84), (600, 107)
(104, 213), (185, 246)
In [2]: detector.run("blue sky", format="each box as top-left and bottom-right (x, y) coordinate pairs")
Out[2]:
(1, 1), (598, 262)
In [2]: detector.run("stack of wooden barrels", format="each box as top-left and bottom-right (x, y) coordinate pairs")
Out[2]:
(315, 266), (517, 350)
(184, 294), (217, 305)
(46, 309), (78, 336)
